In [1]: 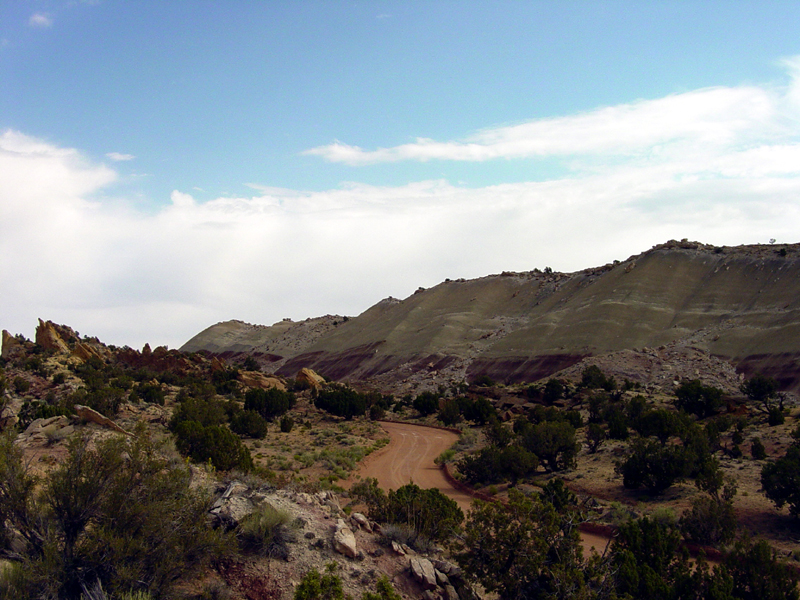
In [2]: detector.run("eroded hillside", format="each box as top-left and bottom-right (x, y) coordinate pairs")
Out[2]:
(182, 241), (800, 394)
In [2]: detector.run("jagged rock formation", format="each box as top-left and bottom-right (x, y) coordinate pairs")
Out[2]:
(182, 241), (800, 393)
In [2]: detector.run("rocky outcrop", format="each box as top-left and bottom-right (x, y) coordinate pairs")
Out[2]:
(74, 405), (132, 436)
(72, 341), (105, 362)
(409, 557), (438, 590)
(296, 367), (326, 389)
(333, 519), (358, 558)
(35, 319), (71, 354)
(239, 371), (287, 391)
(1, 330), (24, 359)
(16, 415), (74, 448)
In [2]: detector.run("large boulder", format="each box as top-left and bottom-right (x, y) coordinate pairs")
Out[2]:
(209, 481), (254, 528)
(239, 371), (287, 392)
(297, 368), (326, 389)
(333, 519), (358, 558)
(410, 557), (438, 590)
(74, 405), (132, 436)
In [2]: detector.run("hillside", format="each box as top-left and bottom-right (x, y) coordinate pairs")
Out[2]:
(182, 240), (800, 394)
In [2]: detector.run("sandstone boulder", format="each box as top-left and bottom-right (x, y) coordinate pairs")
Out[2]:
(297, 367), (326, 389)
(75, 405), (132, 436)
(410, 557), (438, 590)
(350, 512), (372, 532)
(333, 519), (358, 558)
(239, 371), (287, 391)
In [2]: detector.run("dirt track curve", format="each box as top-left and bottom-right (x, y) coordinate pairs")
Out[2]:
(351, 421), (610, 554)
(354, 422), (474, 513)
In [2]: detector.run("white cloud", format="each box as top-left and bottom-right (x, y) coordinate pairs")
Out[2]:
(28, 13), (53, 28)
(3, 59), (800, 348)
(305, 64), (798, 168)
(106, 152), (135, 161)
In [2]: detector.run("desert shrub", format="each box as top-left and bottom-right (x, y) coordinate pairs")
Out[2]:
(236, 503), (295, 559)
(718, 539), (800, 600)
(294, 565), (345, 600)
(586, 423), (606, 453)
(315, 385), (367, 420)
(741, 372), (778, 407)
(69, 385), (126, 416)
(612, 517), (693, 600)
(674, 379), (724, 418)
(767, 405), (786, 426)
(456, 487), (587, 600)
(229, 410), (268, 439)
(366, 482), (463, 542)
(519, 420), (579, 472)
(0, 428), (227, 599)
(173, 421), (254, 471)
(362, 576), (402, 600)
(751, 437), (767, 460)
(437, 398), (462, 426)
(12, 376), (30, 394)
(211, 367), (240, 395)
(618, 438), (689, 493)
(542, 378), (564, 405)
(171, 396), (227, 428)
(484, 417), (514, 448)
(460, 396), (495, 425)
(132, 382), (165, 405)
(761, 443), (800, 517)
(580, 365), (616, 391)
(634, 408), (685, 444)
(52, 372), (66, 385)
(680, 492), (737, 547)
(458, 444), (538, 486)
(412, 391), (440, 416)
(280, 414), (295, 433)
(472, 374), (495, 387)
(244, 387), (295, 421)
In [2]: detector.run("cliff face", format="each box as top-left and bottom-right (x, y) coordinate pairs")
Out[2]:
(181, 241), (800, 391)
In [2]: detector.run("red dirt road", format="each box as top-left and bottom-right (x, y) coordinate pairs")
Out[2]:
(355, 422), (474, 513)
(353, 421), (611, 554)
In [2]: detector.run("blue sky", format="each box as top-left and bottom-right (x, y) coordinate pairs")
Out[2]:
(2, 1), (800, 348)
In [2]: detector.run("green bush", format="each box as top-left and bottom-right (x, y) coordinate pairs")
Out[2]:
(751, 437), (767, 460)
(362, 482), (463, 542)
(458, 444), (538, 486)
(12, 376), (30, 394)
(618, 438), (690, 493)
(762, 444), (800, 517)
(236, 503), (294, 559)
(173, 422), (254, 472)
(519, 420), (579, 472)
(244, 387), (295, 421)
(0, 428), (227, 599)
(280, 414), (295, 433)
(133, 382), (165, 405)
(437, 398), (462, 426)
(294, 565), (345, 600)
(586, 423), (606, 453)
(674, 379), (724, 418)
(229, 410), (269, 439)
(412, 391), (440, 416)
(580, 365), (616, 391)
(315, 385), (368, 420)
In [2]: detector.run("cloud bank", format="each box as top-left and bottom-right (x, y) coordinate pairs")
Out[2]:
(3, 59), (800, 348)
